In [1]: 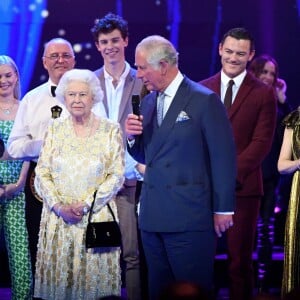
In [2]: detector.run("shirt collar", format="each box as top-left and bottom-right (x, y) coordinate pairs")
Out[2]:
(162, 71), (184, 98)
(103, 61), (130, 80)
(221, 70), (247, 88)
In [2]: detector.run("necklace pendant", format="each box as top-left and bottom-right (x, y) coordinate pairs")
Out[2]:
(3, 109), (10, 115)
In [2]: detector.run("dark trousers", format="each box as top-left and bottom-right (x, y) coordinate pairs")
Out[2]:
(257, 177), (277, 288)
(24, 162), (42, 278)
(141, 230), (215, 300)
(116, 183), (141, 300)
(227, 196), (260, 300)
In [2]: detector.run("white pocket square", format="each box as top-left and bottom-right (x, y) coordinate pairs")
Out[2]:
(176, 111), (190, 122)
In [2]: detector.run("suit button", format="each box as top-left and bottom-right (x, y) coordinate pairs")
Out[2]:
(149, 185), (154, 189)
(165, 163), (170, 167)
(166, 185), (171, 189)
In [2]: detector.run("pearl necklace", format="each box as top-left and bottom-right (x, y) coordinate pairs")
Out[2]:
(72, 114), (94, 138)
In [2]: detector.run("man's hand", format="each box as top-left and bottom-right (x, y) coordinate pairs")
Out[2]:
(136, 163), (146, 175)
(214, 214), (234, 237)
(125, 114), (143, 138)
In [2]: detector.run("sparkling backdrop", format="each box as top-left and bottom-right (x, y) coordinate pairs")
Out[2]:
(0, 0), (299, 108)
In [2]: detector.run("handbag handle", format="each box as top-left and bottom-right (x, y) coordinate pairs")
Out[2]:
(87, 191), (117, 223)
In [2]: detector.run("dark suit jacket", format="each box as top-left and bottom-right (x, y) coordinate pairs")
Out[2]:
(129, 76), (236, 232)
(94, 66), (143, 145)
(201, 72), (277, 197)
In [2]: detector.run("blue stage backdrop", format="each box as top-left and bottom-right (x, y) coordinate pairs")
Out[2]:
(0, 0), (299, 108)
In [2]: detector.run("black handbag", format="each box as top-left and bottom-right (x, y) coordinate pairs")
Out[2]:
(85, 192), (122, 248)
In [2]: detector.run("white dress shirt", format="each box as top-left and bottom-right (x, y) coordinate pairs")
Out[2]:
(160, 71), (184, 118)
(104, 62), (130, 121)
(220, 70), (247, 104)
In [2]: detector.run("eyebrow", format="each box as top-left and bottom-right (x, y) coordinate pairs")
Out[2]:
(225, 48), (247, 55)
(99, 37), (121, 42)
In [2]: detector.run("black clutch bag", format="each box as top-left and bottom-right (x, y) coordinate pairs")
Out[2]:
(85, 192), (122, 249)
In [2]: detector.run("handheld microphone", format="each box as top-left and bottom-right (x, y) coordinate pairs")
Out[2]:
(131, 95), (140, 116)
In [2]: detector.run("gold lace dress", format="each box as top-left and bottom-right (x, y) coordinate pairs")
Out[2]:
(281, 109), (300, 295)
(33, 116), (124, 300)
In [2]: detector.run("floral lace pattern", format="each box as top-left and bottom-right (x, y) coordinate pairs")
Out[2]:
(34, 116), (124, 299)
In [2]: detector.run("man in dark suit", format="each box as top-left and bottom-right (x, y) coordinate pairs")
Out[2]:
(200, 28), (277, 300)
(125, 35), (236, 300)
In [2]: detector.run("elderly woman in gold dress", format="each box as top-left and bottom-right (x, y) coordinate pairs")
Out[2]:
(34, 69), (124, 299)
(278, 107), (300, 296)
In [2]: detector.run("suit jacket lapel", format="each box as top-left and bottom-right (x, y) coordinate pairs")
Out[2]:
(227, 73), (254, 119)
(95, 68), (109, 117)
(147, 77), (191, 163)
(202, 72), (255, 121)
(95, 67), (138, 124)
(117, 69), (136, 124)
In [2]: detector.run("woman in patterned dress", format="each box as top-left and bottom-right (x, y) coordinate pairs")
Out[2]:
(0, 55), (32, 299)
(278, 107), (300, 296)
(34, 69), (124, 299)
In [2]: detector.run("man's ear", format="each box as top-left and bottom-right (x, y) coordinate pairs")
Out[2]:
(159, 60), (168, 75)
(248, 50), (255, 62)
(124, 37), (129, 48)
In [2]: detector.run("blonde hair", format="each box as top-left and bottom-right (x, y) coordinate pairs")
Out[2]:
(0, 55), (21, 99)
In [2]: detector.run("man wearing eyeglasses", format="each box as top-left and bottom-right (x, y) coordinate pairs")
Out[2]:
(7, 38), (76, 285)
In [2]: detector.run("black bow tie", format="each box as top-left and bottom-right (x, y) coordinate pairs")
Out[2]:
(51, 86), (57, 97)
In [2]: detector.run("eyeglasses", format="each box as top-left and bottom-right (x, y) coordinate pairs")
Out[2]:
(65, 91), (89, 100)
(44, 53), (74, 61)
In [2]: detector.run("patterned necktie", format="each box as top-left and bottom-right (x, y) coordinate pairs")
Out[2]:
(157, 92), (165, 126)
(224, 79), (234, 109)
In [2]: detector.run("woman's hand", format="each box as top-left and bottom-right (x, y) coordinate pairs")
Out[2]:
(71, 202), (90, 217)
(276, 78), (287, 103)
(2, 183), (20, 199)
(53, 202), (89, 225)
(0, 185), (5, 200)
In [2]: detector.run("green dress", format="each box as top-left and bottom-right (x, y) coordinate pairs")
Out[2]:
(281, 109), (300, 295)
(0, 120), (32, 299)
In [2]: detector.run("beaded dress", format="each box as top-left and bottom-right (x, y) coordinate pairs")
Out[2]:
(281, 108), (300, 295)
(34, 116), (124, 300)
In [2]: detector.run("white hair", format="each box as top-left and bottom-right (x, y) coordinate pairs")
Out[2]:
(55, 69), (103, 106)
(136, 35), (178, 69)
